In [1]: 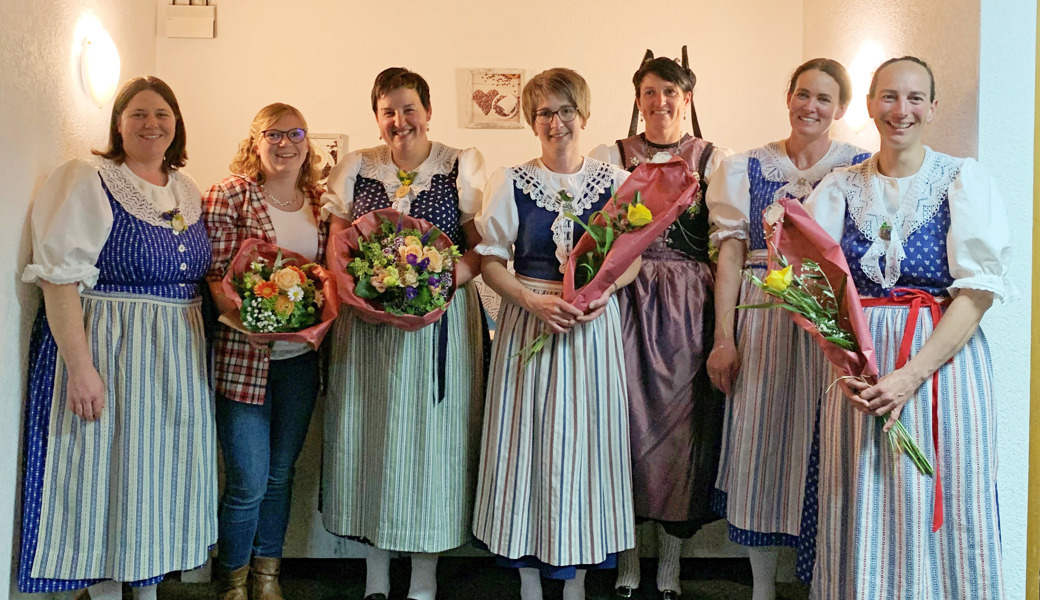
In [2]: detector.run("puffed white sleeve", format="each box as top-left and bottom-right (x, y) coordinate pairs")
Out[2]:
(802, 171), (848, 242)
(703, 145), (733, 185)
(611, 164), (631, 189)
(946, 159), (1012, 303)
(320, 150), (364, 220)
(589, 143), (622, 168)
(22, 159), (113, 289)
(474, 167), (518, 260)
(705, 153), (751, 246)
(456, 147), (487, 223)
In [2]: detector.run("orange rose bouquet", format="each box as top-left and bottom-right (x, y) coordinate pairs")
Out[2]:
(219, 238), (339, 349)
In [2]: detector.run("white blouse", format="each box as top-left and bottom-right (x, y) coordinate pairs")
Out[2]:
(475, 157), (629, 270)
(321, 142), (486, 222)
(588, 141), (729, 183)
(22, 158), (203, 290)
(706, 139), (868, 247)
(804, 147), (1012, 303)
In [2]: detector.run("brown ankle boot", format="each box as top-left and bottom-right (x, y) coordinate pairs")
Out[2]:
(251, 556), (284, 600)
(217, 564), (249, 600)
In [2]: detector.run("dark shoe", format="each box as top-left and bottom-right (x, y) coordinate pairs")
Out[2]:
(661, 590), (681, 600)
(217, 564), (250, 600)
(616, 586), (635, 598)
(251, 556), (283, 600)
(364, 595), (388, 600)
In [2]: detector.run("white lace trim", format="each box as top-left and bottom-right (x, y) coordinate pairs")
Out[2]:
(509, 158), (616, 271)
(95, 158), (202, 228)
(357, 142), (461, 215)
(843, 147), (963, 287)
(749, 140), (866, 204)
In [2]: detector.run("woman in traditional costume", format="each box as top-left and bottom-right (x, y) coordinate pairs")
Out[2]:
(706, 59), (869, 600)
(805, 56), (1008, 600)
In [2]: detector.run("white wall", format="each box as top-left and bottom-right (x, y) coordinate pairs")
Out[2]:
(155, 0), (804, 189)
(977, 2), (1036, 599)
(802, 0), (980, 156)
(0, 2), (158, 599)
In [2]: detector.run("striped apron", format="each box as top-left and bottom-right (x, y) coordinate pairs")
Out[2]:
(472, 276), (635, 568)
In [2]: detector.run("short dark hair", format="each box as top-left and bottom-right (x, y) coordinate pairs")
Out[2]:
(370, 67), (432, 112)
(787, 58), (853, 106)
(868, 56), (936, 102)
(632, 57), (696, 97)
(92, 76), (187, 172)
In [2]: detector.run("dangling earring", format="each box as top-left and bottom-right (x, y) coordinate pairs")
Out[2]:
(639, 113), (644, 123)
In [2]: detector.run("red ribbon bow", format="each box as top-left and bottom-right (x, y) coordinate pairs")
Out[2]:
(862, 287), (948, 532)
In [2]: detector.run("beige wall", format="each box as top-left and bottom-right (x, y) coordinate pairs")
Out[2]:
(802, 0), (980, 156)
(156, 0), (804, 188)
(0, 2), (158, 598)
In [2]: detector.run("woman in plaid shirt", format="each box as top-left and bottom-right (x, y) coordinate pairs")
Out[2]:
(202, 103), (329, 600)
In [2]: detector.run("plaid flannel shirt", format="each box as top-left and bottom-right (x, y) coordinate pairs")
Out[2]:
(202, 175), (329, 405)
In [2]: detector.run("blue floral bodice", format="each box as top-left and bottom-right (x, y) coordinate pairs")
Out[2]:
(95, 176), (211, 300)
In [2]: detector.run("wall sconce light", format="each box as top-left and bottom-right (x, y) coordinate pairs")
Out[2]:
(845, 41), (885, 133)
(80, 28), (120, 107)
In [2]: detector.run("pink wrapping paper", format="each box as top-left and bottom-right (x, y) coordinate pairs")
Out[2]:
(766, 198), (879, 380)
(219, 238), (340, 350)
(563, 159), (701, 311)
(329, 207), (458, 332)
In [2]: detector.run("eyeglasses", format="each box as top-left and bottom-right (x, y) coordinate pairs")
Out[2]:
(261, 128), (307, 144)
(533, 106), (579, 125)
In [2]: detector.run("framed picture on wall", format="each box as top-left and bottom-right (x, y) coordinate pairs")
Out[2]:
(309, 133), (349, 185)
(462, 69), (524, 129)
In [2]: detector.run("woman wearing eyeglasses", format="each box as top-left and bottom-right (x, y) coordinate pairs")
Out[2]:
(320, 67), (487, 600)
(202, 102), (328, 600)
(472, 68), (639, 600)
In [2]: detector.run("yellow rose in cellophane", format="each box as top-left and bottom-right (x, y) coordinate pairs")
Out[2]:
(763, 265), (793, 292)
(627, 202), (653, 227)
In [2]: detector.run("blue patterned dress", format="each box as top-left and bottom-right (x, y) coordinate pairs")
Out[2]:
(19, 159), (217, 592)
(321, 143), (486, 552)
(472, 158), (635, 579)
(806, 148), (1008, 600)
(706, 140), (869, 580)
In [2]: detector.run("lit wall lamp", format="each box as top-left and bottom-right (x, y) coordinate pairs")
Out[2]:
(80, 28), (120, 107)
(845, 41), (885, 133)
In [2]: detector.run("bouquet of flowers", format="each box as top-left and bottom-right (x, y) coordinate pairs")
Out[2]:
(738, 199), (933, 477)
(516, 159), (701, 364)
(329, 208), (460, 332)
(219, 238), (339, 349)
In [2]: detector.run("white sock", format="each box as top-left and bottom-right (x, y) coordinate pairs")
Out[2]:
(132, 583), (158, 600)
(518, 567), (543, 600)
(656, 529), (682, 593)
(407, 552), (438, 600)
(365, 545), (391, 598)
(562, 569), (586, 600)
(748, 546), (779, 600)
(615, 546), (640, 590)
(87, 580), (122, 600)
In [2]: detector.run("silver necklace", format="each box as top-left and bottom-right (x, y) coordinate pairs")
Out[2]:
(261, 184), (299, 207)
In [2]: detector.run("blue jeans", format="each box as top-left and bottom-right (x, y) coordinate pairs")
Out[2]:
(215, 351), (319, 571)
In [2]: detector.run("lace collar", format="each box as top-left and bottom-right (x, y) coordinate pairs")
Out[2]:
(357, 142), (461, 215)
(750, 140), (866, 203)
(95, 158), (202, 231)
(844, 147), (963, 287)
(508, 157), (617, 271)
